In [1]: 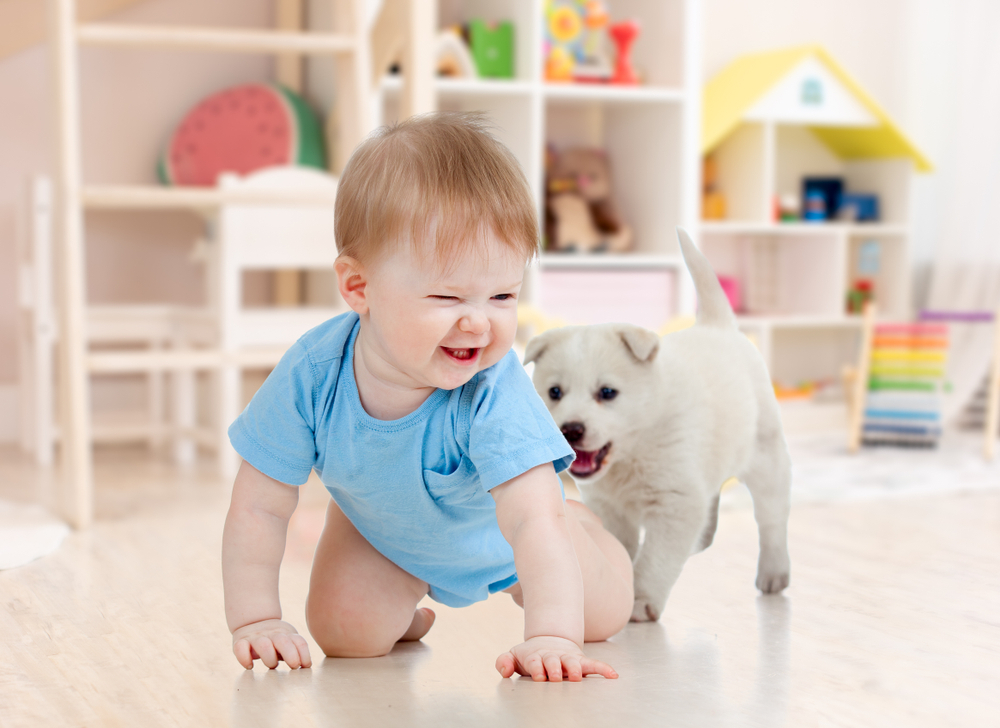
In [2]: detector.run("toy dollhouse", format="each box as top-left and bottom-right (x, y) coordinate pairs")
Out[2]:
(698, 45), (931, 407)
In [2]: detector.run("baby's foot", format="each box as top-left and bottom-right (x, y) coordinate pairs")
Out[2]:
(399, 607), (436, 642)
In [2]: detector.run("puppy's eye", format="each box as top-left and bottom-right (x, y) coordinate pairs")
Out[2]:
(598, 387), (618, 401)
(548, 386), (563, 401)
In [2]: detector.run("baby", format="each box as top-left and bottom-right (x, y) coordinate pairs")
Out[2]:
(221, 112), (633, 682)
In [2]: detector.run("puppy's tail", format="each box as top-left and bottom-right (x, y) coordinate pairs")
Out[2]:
(677, 227), (736, 329)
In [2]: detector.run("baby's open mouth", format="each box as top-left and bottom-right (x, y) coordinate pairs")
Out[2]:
(569, 443), (611, 478)
(442, 347), (480, 363)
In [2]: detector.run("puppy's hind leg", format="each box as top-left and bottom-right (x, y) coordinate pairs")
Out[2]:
(742, 434), (792, 594)
(631, 490), (709, 622)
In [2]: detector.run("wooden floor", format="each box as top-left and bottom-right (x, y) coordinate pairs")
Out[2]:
(1, 444), (998, 728)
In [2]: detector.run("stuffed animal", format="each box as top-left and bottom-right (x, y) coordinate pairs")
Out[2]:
(548, 193), (606, 252)
(545, 146), (632, 253)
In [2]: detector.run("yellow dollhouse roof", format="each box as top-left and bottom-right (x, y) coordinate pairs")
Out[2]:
(703, 45), (932, 172)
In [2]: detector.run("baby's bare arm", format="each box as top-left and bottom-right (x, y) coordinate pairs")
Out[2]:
(491, 464), (619, 681)
(493, 464), (584, 643)
(222, 461), (311, 669)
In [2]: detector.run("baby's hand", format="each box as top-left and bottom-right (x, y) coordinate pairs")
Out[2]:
(231, 619), (312, 670)
(495, 636), (618, 682)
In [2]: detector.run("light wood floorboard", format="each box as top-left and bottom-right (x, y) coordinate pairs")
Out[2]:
(1, 445), (998, 727)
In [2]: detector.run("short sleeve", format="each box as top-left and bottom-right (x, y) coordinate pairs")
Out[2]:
(464, 351), (574, 490)
(228, 341), (320, 485)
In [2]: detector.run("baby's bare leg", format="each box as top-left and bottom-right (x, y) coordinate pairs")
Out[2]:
(505, 499), (633, 642)
(305, 498), (432, 658)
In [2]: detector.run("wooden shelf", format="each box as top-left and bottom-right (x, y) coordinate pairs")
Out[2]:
(543, 83), (685, 104)
(701, 221), (909, 236)
(539, 253), (683, 270)
(86, 346), (289, 374)
(76, 24), (356, 54)
(736, 314), (864, 329)
(381, 76), (535, 97)
(381, 77), (686, 104)
(82, 185), (338, 210)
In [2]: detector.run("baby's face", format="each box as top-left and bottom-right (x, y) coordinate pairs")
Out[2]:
(361, 233), (526, 391)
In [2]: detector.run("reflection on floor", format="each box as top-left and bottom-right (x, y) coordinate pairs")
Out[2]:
(0, 433), (998, 727)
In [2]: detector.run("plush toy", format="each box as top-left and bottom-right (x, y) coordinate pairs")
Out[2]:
(158, 83), (325, 186)
(548, 193), (606, 252)
(544, 146), (632, 253)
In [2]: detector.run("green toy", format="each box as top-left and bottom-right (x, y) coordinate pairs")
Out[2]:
(158, 83), (325, 187)
(469, 20), (514, 78)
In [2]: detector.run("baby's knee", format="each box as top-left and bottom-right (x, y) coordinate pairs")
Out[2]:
(584, 582), (633, 642)
(582, 539), (635, 641)
(565, 498), (603, 527)
(305, 593), (406, 658)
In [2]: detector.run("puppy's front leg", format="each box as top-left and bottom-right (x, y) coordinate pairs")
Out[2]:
(582, 493), (641, 562)
(631, 492), (707, 622)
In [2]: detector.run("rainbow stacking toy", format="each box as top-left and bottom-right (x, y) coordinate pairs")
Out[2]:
(860, 321), (948, 447)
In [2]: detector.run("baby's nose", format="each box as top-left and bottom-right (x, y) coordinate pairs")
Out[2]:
(459, 309), (489, 334)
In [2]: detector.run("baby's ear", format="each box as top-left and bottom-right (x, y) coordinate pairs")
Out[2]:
(335, 256), (368, 314)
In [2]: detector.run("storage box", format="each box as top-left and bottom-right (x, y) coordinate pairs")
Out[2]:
(539, 269), (675, 332)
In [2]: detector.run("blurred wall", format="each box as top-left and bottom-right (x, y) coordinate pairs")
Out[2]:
(703, 0), (911, 117)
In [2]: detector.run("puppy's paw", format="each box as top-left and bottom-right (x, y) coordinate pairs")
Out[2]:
(755, 570), (790, 594)
(629, 598), (661, 622)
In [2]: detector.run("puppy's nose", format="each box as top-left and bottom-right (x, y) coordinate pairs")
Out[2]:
(561, 422), (585, 444)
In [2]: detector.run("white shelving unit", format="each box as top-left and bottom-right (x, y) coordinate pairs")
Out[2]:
(47, 0), (377, 528)
(700, 47), (931, 392)
(378, 0), (702, 330)
(702, 190), (913, 389)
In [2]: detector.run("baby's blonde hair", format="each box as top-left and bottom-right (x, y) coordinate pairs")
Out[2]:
(334, 112), (538, 267)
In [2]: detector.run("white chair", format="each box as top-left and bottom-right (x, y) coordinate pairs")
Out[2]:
(211, 166), (346, 478)
(17, 176), (215, 465)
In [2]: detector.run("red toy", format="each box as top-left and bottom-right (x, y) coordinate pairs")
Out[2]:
(609, 20), (640, 85)
(158, 83), (325, 186)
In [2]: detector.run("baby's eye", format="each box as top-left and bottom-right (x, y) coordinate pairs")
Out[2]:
(431, 295), (458, 300)
(598, 387), (618, 401)
(492, 293), (514, 301)
(548, 386), (563, 401)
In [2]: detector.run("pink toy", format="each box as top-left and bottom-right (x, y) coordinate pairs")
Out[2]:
(609, 20), (640, 85)
(718, 275), (742, 312)
(158, 83), (325, 186)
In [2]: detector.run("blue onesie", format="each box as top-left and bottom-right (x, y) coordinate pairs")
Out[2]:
(229, 312), (574, 607)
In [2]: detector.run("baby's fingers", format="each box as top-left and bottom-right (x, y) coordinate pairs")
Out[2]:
(251, 636), (280, 669)
(562, 655), (583, 682)
(580, 657), (619, 680)
(543, 653), (563, 682)
(272, 633), (302, 669)
(291, 634), (313, 669)
(233, 638), (254, 670)
(524, 654), (547, 682)
(495, 652), (517, 678)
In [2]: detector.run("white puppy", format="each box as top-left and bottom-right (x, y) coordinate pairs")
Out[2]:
(525, 228), (791, 622)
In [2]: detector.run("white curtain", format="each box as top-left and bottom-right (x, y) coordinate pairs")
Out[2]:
(921, 0), (1000, 421)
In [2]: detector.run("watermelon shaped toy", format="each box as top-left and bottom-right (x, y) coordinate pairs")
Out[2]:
(158, 83), (326, 186)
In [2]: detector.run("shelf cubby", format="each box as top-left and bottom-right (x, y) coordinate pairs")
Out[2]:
(378, 0), (700, 334)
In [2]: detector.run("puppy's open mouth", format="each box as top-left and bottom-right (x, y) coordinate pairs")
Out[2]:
(569, 443), (611, 478)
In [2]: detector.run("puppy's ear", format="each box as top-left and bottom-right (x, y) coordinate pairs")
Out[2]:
(618, 326), (660, 363)
(523, 331), (552, 365)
